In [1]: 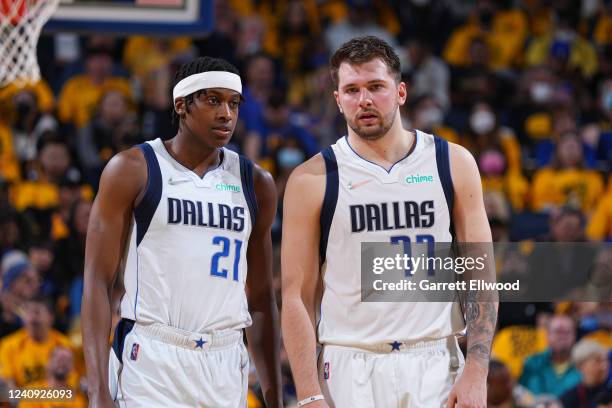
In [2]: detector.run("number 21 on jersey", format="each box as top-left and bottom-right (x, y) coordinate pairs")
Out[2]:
(210, 236), (243, 281)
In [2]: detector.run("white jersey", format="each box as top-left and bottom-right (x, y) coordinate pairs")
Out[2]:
(119, 138), (257, 333)
(317, 130), (465, 347)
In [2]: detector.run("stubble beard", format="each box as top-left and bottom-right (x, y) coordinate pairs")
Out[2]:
(346, 107), (397, 141)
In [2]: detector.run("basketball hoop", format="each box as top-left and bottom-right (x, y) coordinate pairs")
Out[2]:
(0, 0), (59, 88)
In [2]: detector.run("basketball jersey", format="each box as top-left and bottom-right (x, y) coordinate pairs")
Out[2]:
(318, 130), (466, 347)
(119, 139), (258, 333)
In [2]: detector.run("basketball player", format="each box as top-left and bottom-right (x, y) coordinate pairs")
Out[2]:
(82, 57), (282, 407)
(281, 36), (497, 408)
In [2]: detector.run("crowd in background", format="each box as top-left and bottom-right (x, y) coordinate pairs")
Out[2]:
(0, 0), (611, 406)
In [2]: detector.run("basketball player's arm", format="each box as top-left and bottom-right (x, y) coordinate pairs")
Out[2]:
(447, 143), (498, 408)
(82, 149), (146, 407)
(281, 156), (328, 407)
(245, 165), (283, 408)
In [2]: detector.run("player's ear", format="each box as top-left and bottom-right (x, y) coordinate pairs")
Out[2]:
(333, 90), (343, 113)
(174, 98), (187, 116)
(398, 81), (408, 106)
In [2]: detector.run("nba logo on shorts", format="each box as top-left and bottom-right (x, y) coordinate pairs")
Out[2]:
(130, 343), (140, 361)
(323, 362), (330, 380)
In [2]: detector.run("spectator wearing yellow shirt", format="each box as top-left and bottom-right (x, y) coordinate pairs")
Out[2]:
(510, 65), (557, 144)
(594, 5), (612, 47)
(18, 346), (86, 408)
(587, 190), (612, 241)
(530, 131), (604, 212)
(57, 45), (132, 128)
(525, 8), (598, 79)
(11, 134), (92, 215)
(443, 1), (528, 70)
(10, 89), (58, 165)
(0, 295), (78, 389)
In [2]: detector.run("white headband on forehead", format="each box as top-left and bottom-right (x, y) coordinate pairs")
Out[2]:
(172, 71), (242, 101)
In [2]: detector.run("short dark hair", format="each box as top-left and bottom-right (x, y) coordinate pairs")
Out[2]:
(330, 36), (401, 88)
(171, 56), (241, 125)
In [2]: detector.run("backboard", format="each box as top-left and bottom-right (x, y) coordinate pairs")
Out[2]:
(44, 0), (213, 36)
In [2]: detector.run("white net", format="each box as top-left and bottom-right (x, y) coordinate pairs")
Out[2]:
(0, 0), (59, 88)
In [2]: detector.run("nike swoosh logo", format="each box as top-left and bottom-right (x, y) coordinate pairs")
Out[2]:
(347, 179), (373, 190)
(168, 178), (191, 185)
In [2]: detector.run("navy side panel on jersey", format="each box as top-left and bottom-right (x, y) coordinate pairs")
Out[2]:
(112, 318), (135, 363)
(239, 155), (258, 224)
(434, 137), (454, 214)
(320, 146), (339, 264)
(135, 143), (163, 246)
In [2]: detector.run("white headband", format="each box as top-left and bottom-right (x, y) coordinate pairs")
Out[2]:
(173, 71), (242, 100)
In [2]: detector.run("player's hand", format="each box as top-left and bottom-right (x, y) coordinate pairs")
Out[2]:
(445, 361), (487, 408)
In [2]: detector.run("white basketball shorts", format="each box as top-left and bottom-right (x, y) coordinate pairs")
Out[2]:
(318, 336), (464, 407)
(109, 319), (249, 407)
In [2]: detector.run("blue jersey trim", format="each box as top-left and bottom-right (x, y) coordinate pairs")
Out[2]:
(344, 132), (418, 174)
(319, 146), (339, 264)
(434, 137), (455, 235)
(239, 155), (259, 225)
(134, 143), (163, 246)
(111, 318), (135, 364)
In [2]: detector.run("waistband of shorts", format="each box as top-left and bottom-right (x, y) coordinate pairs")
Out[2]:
(133, 321), (242, 351)
(322, 336), (456, 354)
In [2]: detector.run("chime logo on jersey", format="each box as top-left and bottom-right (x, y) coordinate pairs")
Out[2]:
(215, 183), (241, 192)
(349, 200), (435, 232)
(405, 173), (434, 184)
(167, 197), (246, 232)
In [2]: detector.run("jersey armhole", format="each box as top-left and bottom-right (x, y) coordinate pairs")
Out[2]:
(319, 147), (339, 264)
(239, 155), (259, 226)
(134, 143), (163, 246)
(434, 136), (455, 240)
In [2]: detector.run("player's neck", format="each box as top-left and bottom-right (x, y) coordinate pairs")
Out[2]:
(165, 135), (221, 178)
(347, 120), (415, 171)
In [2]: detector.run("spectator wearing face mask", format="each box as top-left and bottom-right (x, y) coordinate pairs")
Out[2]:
(463, 103), (529, 210)
(530, 131), (604, 212)
(245, 89), (318, 171)
(510, 65), (558, 144)
(405, 94), (458, 144)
